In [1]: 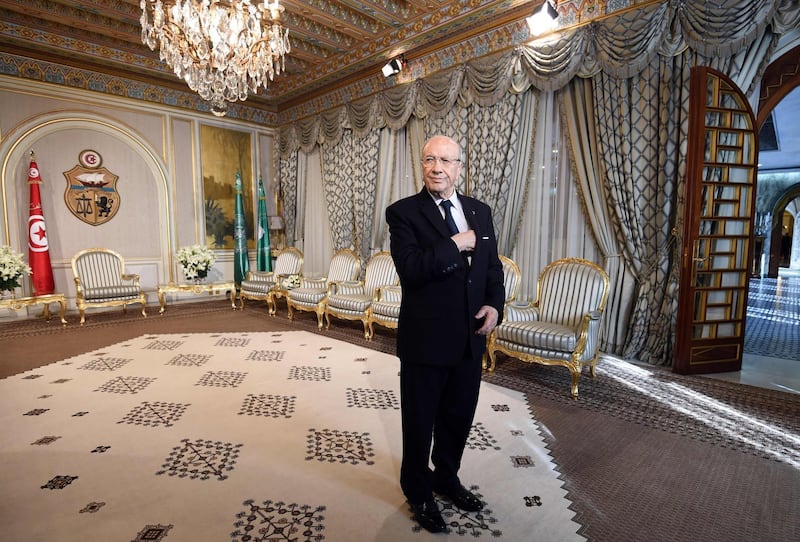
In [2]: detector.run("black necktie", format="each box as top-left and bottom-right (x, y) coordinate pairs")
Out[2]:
(440, 200), (459, 235)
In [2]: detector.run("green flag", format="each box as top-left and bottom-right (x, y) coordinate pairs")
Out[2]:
(233, 171), (250, 285)
(256, 178), (271, 272)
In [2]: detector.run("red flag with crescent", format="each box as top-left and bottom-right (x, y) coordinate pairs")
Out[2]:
(28, 154), (55, 295)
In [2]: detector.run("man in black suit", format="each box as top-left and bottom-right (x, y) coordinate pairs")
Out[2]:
(386, 135), (505, 533)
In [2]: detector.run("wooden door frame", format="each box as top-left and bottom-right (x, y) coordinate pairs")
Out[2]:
(674, 66), (758, 375)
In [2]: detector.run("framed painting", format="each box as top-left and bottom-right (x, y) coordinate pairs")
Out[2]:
(200, 125), (255, 249)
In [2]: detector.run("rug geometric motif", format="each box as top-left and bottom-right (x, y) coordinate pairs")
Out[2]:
(195, 370), (248, 388)
(131, 524), (173, 542)
(231, 499), (326, 542)
(239, 394), (296, 418)
(31, 435), (61, 445)
(167, 353), (212, 367)
(215, 336), (251, 347)
(345, 387), (399, 409)
(41, 474), (78, 489)
(118, 401), (191, 427)
(94, 375), (156, 394)
(466, 421), (500, 451)
(78, 357), (131, 371)
(288, 366), (331, 381)
(156, 438), (243, 481)
(306, 428), (375, 465)
(419, 490), (502, 537)
(79, 501), (105, 513)
(246, 349), (285, 362)
(143, 339), (184, 351)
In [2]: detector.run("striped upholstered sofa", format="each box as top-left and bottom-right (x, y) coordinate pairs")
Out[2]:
(485, 258), (609, 398)
(324, 251), (399, 340)
(286, 248), (361, 328)
(71, 248), (147, 325)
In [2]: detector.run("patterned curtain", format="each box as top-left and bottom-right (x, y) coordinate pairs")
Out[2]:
(278, 151), (298, 247)
(321, 129), (381, 263)
(321, 136), (355, 252)
(591, 57), (688, 366)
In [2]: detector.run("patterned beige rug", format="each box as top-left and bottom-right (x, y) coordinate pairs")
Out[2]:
(0, 331), (584, 541)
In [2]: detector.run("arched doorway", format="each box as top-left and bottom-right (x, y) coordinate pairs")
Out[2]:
(744, 42), (800, 377)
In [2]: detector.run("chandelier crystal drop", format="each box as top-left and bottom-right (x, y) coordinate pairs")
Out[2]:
(140, 0), (291, 116)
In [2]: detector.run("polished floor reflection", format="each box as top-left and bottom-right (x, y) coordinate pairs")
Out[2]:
(705, 269), (800, 394)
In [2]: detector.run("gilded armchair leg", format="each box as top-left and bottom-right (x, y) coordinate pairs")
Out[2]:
(484, 334), (498, 371)
(362, 320), (371, 340)
(287, 303), (295, 321)
(315, 308), (325, 329)
(79, 309), (86, 326)
(569, 367), (580, 399)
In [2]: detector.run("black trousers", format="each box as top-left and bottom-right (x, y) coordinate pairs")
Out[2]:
(399, 353), (482, 504)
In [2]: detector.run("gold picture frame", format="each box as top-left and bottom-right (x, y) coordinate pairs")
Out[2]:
(200, 125), (254, 249)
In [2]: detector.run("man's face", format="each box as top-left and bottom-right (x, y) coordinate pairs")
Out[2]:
(421, 136), (462, 199)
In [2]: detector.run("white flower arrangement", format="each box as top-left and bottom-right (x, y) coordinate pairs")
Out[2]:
(0, 245), (32, 292)
(176, 244), (216, 281)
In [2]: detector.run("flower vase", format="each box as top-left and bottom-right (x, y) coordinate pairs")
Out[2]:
(194, 269), (208, 284)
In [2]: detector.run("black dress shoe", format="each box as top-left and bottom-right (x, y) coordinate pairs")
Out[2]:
(434, 483), (484, 512)
(409, 499), (447, 533)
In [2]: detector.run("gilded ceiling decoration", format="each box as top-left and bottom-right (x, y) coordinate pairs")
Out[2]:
(0, 0), (538, 112)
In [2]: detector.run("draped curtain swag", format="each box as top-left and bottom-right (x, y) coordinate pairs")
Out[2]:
(278, 0), (800, 365)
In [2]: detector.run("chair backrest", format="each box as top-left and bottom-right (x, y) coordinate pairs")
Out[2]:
(536, 258), (609, 328)
(72, 248), (126, 289)
(500, 255), (521, 303)
(274, 247), (304, 275)
(363, 251), (399, 297)
(327, 249), (361, 283)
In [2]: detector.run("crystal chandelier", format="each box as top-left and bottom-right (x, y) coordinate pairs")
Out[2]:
(140, 0), (291, 116)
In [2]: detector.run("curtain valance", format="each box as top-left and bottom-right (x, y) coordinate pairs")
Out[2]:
(279, 0), (798, 156)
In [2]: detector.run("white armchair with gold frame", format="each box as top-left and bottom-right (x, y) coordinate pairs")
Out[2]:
(500, 255), (521, 309)
(71, 248), (147, 326)
(286, 248), (361, 328)
(485, 258), (609, 399)
(324, 251), (399, 339)
(366, 284), (402, 339)
(239, 246), (303, 312)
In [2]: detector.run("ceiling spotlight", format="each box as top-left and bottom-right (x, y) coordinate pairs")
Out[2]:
(382, 55), (406, 77)
(527, 0), (559, 37)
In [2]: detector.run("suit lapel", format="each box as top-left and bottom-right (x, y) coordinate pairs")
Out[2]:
(418, 190), (451, 237)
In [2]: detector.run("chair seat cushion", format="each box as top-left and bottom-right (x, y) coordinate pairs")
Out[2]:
(327, 294), (371, 312)
(495, 321), (577, 352)
(288, 288), (327, 304)
(371, 301), (400, 318)
(240, 280), (275, 295)
(84, 286), (142, 301)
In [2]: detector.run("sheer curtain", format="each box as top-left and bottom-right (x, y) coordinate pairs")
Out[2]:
(300, 147), (331, 276)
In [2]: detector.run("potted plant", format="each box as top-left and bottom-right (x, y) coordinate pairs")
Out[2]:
(176, 244), (216, 283)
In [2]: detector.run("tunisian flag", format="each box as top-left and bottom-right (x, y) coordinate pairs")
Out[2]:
(27, 153), (55, 295)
